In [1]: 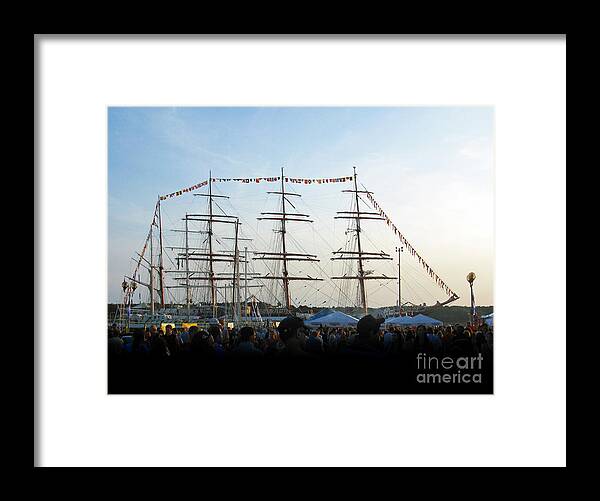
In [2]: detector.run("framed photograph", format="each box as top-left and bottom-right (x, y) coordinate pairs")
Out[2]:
(107, 106), (494, 395)
(36, 35), (566, 467)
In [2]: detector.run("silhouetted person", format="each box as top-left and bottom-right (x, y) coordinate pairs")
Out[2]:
(190, 328), (216, 358)
(108, 327), (124, 357)
(165, 324), (182, 357)
(305, 328), (325, 355)
(277, 316), (310, 358)
(208, 324), (222, 341)
(448, 324), (474, 357)
(342, 315), (385, 358)
(148, 325), (170, 358)
(415, 325), (431, 353)
(131, 330), (150, 357)
(232, 326), (263, 357)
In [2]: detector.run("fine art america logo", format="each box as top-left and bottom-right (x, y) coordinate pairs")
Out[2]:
(416, 353), (484, 384)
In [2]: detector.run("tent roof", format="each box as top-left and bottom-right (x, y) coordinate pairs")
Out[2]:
(482, 312), (494, 326)
(305, 310), (359, 327)
(384, 313), (443, 326)
(306, 308), (335, 321)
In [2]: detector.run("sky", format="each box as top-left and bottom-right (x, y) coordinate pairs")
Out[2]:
(108, 107), (494, 308)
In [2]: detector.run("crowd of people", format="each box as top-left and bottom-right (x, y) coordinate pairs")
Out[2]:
(108, 314), (493, 361)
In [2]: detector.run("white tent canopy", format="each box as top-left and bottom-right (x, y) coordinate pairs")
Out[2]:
(482, 312), (493, 326)
(384, 313), (442, 326)
(305, 310), (359, 328)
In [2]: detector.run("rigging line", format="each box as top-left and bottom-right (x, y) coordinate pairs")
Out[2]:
(403, 274), (437, 303)
(285, 231), (358, 307)
(372, 278), (400, 297)
(372, 268), (426, 305)
(360, 181), (457, 298)
(401, 279), (427, 305)
(366, 283), (394, 302)
(277, 206), (354, 300)
(216, 190), (299, 296)
(396, 256), (440, 300)
(296, 285), (314, 306)
(213, 199), (230, 218)
(360, 211), (431, 301)
(215, 188), (272, 250)
(368, 277), (426, 308)
(165, 286), (177, 304)
(301, 278), (346, 307)
(294, 281), (323, 307)
(156, 216), (182, 273)
(286, 183), (341, 253)
(358, 226), (413, 296)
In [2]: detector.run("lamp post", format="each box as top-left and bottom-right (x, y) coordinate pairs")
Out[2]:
(121, 279), (137, 332)
(467, 272), (476, 325)
(396, 246), (403, 315)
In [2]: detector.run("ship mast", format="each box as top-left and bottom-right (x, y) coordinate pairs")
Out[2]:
(185, 214), (190, 320)
(165, 186), (260, 322)
(157, 197), (165, 308)
(332, 167), (396, 315)
(254, 167), (322, 313)
(222, 224), (253, 322)
(149, 218), (154, 316)
(221, 232), (259, 323)
(279, 169), (290, 309)
(167, 222), (207, 320)
(207, 173), (216, 316)
(164, 178), (256, 320)
(352, 166), (367, 311)
(182, 173), (234, 318)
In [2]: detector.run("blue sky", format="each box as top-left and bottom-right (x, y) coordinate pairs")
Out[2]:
(108, 107), (494, 307)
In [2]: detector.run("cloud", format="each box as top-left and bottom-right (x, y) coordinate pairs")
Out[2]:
(108, 195), (154, 229)
(157, 108), (245, 168)
(458, 138), (490, 160)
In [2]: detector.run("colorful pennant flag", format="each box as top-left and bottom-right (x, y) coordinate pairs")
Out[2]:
(365, 191), (458, 299)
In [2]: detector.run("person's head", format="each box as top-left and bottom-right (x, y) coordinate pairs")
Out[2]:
(133, 330), (145, 345)
(165, 324), (173, 335)
(475, 330), (485, 345)
(201, 330), (215, 346)
(277, 316), (306, 344)
(239, 326), (255, 343)
(209, 324), (222, 343)
(191, 329), (214, 353)
(149, 324), (158, 337)
(356, 315), (384, 340)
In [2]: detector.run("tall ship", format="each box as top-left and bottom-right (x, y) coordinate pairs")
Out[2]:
(112, 168), (459, 331)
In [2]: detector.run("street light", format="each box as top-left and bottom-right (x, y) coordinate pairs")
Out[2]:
(396, 246), (403, 314)
(467, 272), (476, 324)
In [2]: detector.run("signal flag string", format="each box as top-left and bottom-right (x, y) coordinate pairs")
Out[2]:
(144, 174), (458, 301)
(158, 176), (353, 201)
(363, 188), (459, 300)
